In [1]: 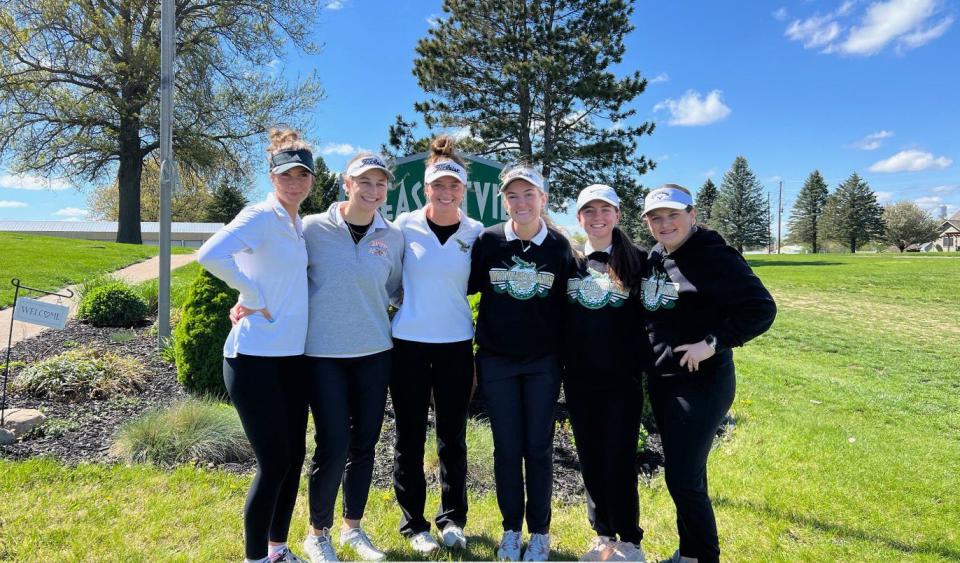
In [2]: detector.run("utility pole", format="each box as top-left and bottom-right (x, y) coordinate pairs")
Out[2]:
(767, 192), (772, 254)
(777, 180), (783, 254)
(158, 0), (175, 343)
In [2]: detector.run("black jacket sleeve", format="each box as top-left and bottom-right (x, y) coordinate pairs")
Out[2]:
(706, 247), (777, 352)
(467, 232), (486, 296)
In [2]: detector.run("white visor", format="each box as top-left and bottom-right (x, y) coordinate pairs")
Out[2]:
(643, 186), (694, 215)
(346, 155), (394, 180)
(425, 160), (467, 185)
(500, 166), (546, 193)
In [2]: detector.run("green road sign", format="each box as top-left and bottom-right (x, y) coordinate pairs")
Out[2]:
(382, 152), (507, 227)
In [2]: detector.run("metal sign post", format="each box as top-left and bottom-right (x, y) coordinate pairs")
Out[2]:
(158, 0), (176, 343)
(2, 279), (74, 426)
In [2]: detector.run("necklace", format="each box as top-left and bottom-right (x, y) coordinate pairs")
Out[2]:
(347, 221), (371, 243)
(518, 239), (532, 253)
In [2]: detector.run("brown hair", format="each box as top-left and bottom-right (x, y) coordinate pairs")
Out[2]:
(607, 227), (645, 292)
(426, 135), (468, 169)
(266, 127), (312, 161)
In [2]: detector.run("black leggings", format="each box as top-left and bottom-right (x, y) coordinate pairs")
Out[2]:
(565, 374), (644, 544)
(390, 338), (474, 536)
(223, 354), (308, 560)
(306, 351), (391, 530)
(648, 361), (736, 563)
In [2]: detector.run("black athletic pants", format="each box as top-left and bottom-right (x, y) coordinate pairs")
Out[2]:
(223, 354), (308, 560)
(564, 373), (644, 545)
(476, 353), (561, 534)
(390, 338), (474, 536)
(306, 351), (391, 530)
(647, 360), (736, 563)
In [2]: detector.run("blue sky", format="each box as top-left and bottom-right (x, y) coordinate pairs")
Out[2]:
(1, 0), (957, 235)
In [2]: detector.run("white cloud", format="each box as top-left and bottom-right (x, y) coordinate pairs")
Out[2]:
(874, 191), (895, 203)
(448, 126), (473, 140)
(852, 130), (894, 150)
(426, 14), (442, 27)
(0, 173), (71, 191)
(868, 150), (952, 172)
(784, 0), (952, 55)
(53, 207), (88, 219)
(320, 143), (357, 156)
(914, 195), (943, 209)
(773, 7), (789, 21)
(649, 72), (670, 84)
(653, 90), (731, 126)
(0, 200), (28, 208)
(325, 0), (345, 9)
(702, 169), (716, 179)
(931, 184), (959, 194)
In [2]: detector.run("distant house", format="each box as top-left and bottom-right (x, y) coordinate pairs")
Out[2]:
(0, 221), (223, 248)
(935, 210), (960, 252)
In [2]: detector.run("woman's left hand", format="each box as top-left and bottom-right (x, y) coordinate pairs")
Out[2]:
(673, 340), (716, 372)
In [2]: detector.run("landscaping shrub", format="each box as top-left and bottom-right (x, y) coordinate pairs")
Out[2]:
(11, 347), (145, 401)
(173, 269), (237, 398)
(75, 281), (149, 327)
(111, 398), (253, 466)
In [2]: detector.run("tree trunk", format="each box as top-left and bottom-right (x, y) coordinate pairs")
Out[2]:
(812, 238), (818, 254)
(849, 237), (857, 253)
(116, 104), (144, 244)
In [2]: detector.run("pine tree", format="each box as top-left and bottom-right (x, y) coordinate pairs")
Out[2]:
(821, 172), (885, 252)
(695, 178), (719, 226)
(204, 179), (249, 224)
(787, 170), (829, 253)
(301, 155), (340, 216)
(712, 156), (769, 252)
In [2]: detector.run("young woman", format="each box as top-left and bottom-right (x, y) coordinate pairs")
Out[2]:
(640, 184), (776, 563)
(299, 153), (404, 562)
(198, 128), (313, 563)
(563, 184), (649, 562)
(389, 136), (484, 554)
(467, 164), (575, 562)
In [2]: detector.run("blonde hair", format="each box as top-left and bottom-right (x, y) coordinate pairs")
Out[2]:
(266, 127), (312, 161)
(426, 135), (469, 169)
(499, 162), (561, 230)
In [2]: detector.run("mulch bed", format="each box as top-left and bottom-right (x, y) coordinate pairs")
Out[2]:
(0, 318), (705, 505)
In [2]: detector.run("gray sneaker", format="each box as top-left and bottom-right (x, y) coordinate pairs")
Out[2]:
(303, 530), (339, 562)
(521, 533), (550, 561)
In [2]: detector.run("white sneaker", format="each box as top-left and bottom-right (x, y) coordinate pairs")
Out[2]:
(497, 530), (523, 561)
(303, 530), (339, 562)
(441, 524), (467, 549)
(522, 533), (551, 561)
(579, 536), (614, 561)
(609, 541), (646, 562)
(268, 546), (307, 562)
(340, 527), (386, 561)
(409, 531), (440, 554)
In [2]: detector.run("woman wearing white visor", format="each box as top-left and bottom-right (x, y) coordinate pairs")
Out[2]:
(389, 135), (484, 555)
(640, 184), (776, 563)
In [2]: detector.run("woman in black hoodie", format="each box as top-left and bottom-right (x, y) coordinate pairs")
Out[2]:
(640, 184), (776, 563)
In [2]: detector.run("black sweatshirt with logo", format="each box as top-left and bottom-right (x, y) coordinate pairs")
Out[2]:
(641, 228), (777, 377)
(562, 244), (651, 383)
(468, 223), (576, 361)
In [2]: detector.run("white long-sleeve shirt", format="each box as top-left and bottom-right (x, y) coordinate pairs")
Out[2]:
(197, 193), (308, 358)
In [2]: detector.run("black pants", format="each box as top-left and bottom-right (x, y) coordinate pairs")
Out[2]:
(224, 354), (308, 560)
(476, 353), (561, 534)
(390, 338), (474, 536)
(648, 361), (736, 563)
(306, 351), (391, 530)
(565, 373), (644, 545)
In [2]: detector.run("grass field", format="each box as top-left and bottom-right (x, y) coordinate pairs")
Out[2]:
(1, 253), (958, 561)
(0, 232), (193, 308)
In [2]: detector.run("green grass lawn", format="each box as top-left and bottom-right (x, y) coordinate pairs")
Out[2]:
(2, 253), (959, 561)
(0, 232), (193, 308)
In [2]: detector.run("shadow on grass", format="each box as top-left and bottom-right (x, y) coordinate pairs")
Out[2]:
(714, 496), (960, 559)
(746, 261), (844, 267)
(381, 532), (579, 561)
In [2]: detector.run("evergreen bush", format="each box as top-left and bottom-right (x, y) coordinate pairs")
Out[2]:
(173, 269), (237, 398)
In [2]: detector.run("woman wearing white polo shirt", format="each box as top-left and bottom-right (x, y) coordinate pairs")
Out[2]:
(389, 136), (483, 555)
(198, 128), (313, 563)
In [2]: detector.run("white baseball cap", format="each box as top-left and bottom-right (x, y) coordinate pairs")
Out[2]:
(576, 184), (620, 213)
(500, 166), (547, 193)
(643, 185), (694, 215)
(425, 160), (467, 185)
(346, 154), (394, 180)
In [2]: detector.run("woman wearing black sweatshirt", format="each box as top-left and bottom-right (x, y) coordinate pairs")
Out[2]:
(640, 184), (776, 563)
(563, 184), (649, 562)
(467, 164), (576, 562)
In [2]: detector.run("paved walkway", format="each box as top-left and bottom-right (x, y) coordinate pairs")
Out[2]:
(0, 254), (196, 352)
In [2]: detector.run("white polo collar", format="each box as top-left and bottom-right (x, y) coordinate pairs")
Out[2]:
(266, 192), (303, 237)
(505, 219), (548, 246)
(334, 202), (388, 231)
(583, 241), (613, 255)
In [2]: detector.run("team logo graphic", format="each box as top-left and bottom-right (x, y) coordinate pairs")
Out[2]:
(489, 256), (554, 300)
(369, 239), (388, 256)
(455, 238), (471, 253)
(567, 268), (629, 309)
(641, 271), (679, 311)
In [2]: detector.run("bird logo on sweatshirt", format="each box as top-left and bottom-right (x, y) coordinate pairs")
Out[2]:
(567, 268), (629, 309)
(641, 271), (679, 311)
(489, 256), (554, 300)
(455, 238), (471, 253)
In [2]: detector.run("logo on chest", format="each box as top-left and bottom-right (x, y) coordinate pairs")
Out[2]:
(369, 239), (388, 257)
(640, 271), (679, 311)
(489, 256), (555, 300)
(567, 268), (629, 309)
